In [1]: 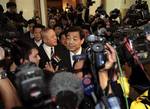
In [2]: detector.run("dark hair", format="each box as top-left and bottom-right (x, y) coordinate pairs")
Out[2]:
(59, 31), (67, 40)
(6, 2), (16, 9)
(33, 24), (45, 31)
(54, 24), (63, 29)
(81, 23), (91, 33)
(16, 40), (38, 61)
(67, 26), (84, 40)
(56, 90), (78, 109)
(27, 19), (35, 25)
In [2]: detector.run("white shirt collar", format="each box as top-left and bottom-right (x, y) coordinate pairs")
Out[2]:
(43, 44), (54, 60)
(34, 40), (42, 47)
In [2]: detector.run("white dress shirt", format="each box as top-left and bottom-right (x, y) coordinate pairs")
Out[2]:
(34, 40), (42, 47)
(43, 44), (54, 60)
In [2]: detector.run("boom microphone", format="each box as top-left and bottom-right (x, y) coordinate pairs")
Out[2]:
(82, 76), (97, 104)
(49, 72), (84, 106)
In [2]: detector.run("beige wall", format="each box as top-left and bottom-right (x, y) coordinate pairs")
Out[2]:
(16, 0), (34, 20)
(40, 0), (47, 26)
(0, 0), (9, 11)
(105, 0), (150, 17)
(1, 0), (150, 24)
(105, 0), (122, 16)
(89, 0), (101, 15)
(0, 0), (34, 20)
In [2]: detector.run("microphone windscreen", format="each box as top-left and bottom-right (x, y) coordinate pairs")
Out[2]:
(49, 72), (84, 106)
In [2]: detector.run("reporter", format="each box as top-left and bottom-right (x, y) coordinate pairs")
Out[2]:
(98, 43), (117, 91)
(97, 43), (122, 109)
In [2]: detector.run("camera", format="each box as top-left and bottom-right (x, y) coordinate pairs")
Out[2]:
(73, 34), (106, 70)
(15, 63), (49, 108)
(128, 24), (150, 64)
(125, 0), (150, 26)
(87, 35), (106, 69)
(113, 23), (150, 64)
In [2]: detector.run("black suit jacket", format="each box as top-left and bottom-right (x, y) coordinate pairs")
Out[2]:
(39, 44), (68, 69)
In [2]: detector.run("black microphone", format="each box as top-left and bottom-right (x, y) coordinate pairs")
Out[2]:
(82, 76), (97, 104)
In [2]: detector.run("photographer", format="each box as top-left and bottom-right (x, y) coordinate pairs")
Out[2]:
(0, 46), (22, 109)
(73, 41), (122, 109)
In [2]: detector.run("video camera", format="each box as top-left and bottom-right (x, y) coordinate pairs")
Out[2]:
(0, 31), (25, 67)
(73, 34), (106, 71)
(125, 0), (150, 26)
(113, 23), (150, 64)
(15, 63), (49, 109)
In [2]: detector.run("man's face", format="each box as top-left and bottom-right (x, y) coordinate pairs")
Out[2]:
(48, 19), (56, 28)
(33, 28), (42, 41)
(29, 48), (40, 65)
(55, 26), (63, 36)
(60, 34), (67, 47)
(66, 31), (84, 53)
(8, 6), (17, 13)
(43, 29), (57, 47)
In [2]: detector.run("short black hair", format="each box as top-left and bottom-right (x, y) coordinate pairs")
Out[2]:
(16, 40), (38, 61)
(33, 24), (45, 31)
(56, 90), (78, 109)
(27, 19), (35, 25)
(67, 26), (84, 40)
(81, 23), (91, 33)
(6, 2), (16, 9)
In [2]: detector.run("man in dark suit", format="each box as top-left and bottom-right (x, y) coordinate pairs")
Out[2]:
(64, 26), (97, 109)
(32, 24), (45, 47)
(64, 26), (85, 76)
(39, 28), (67, 71)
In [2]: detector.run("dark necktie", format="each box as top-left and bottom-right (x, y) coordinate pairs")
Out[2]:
(51, 47), (54, 57)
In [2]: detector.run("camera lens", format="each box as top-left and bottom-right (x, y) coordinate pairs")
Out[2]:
(92, 43), (104, 52)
